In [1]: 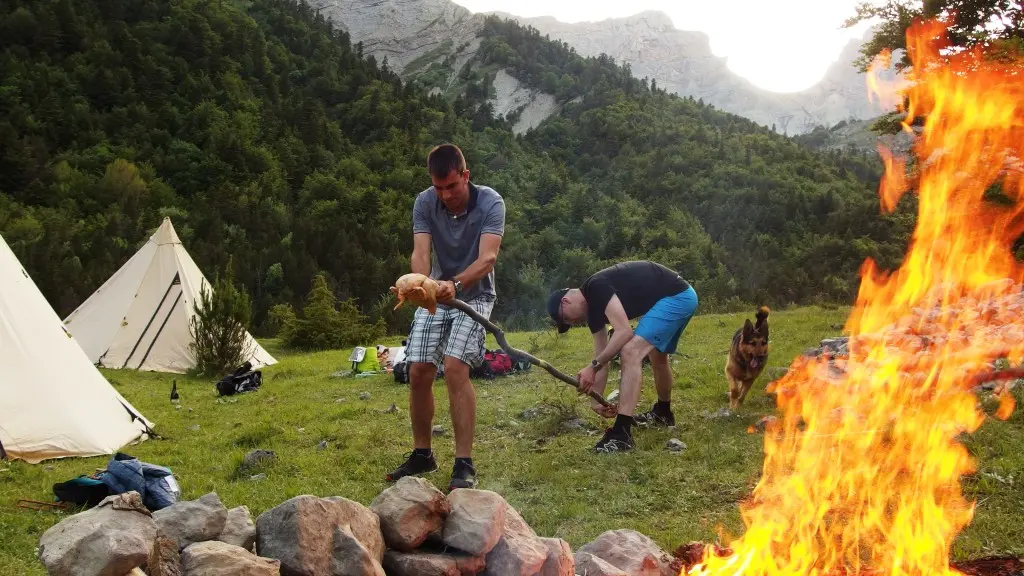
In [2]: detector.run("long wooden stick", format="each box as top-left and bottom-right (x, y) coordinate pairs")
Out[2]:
(968, 367), (1024, 388)
(444, 299), (614, 408)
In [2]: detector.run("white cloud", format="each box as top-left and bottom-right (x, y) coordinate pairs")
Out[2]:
(451, 0), (876, 92)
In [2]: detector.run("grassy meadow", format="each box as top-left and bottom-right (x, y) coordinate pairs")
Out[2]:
(1, 306), (1021, 574)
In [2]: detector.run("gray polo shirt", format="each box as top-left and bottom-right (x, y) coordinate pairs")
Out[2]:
(412, 183), (505, 302)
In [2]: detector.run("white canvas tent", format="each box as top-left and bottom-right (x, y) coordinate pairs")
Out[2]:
(63, 217), (277, 374)
(0, 232), (153, 464)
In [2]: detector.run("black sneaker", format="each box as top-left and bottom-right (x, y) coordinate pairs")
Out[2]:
(634, 404), (675, 427)
(593, 426), (634, 453)
(385, 451), (438, 482)
(449, 459), (477, 490)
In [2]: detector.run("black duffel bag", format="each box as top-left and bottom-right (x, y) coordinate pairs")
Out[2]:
(215, 361), (262, 396)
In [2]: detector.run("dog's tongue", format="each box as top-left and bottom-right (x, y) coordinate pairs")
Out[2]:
(750, 358), (759, 369)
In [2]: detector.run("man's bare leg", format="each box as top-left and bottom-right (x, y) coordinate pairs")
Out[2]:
(443, 356), (475, 458)
(649, 350), (672, 402)
(594, 335), (654, 452)
(618, 335), (655, 417)
(409, 362), (437, 450)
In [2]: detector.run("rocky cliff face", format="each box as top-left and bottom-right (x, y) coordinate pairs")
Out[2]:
(307, 0), (483, 81)
(305, 1), (901, 136)
(490, 69), (560, 134)
(488, 10), (902, 135)
(306, 0), (559, 134)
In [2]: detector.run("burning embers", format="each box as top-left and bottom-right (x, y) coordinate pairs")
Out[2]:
(686, 16), (1024, 576)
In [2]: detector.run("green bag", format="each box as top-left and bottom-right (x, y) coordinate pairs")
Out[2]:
(348, 347), (379, 373)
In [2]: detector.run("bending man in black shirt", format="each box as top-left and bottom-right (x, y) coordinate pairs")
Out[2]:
(547, 261), (698, 452)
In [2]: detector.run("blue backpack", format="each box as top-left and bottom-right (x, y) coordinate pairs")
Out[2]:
(94, 452), (180, 511)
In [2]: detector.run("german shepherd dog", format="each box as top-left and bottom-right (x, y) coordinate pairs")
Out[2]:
(725, 307), (770, 408)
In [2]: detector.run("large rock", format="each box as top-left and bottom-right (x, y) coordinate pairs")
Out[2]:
(442, 489), (506, 556)
(331, 526), (385, 576)
(217, 506), (257, 551)
(148, 530), (183, 576)
(804, 336), (850, 359)
(482, 536), (547, 576)
(255, 495), (384, 576)
(180, 540), (280, 575)
(480, 504), (547, 576)
(38, 492), (157, 576)
(153, 492), (228, 550)
(382, 549), (486, 576)
(501, 504), (535, 539)
(238, 449), (277, 475)
(369, 476), (450, 551)
(324, 496), (385, 561)
(576, 530), (675, 576)
(573, 552), (629, 576)
(538, 537), (574, 576)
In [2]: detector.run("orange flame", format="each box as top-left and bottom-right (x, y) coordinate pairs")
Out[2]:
(866, 49), (905, 114)
(687, 17), (1024, 576)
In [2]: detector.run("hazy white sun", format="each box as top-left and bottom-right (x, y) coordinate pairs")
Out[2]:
(450, 0), (873, 93)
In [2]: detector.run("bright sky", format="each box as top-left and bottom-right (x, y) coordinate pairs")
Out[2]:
(451, 0), (877, 93)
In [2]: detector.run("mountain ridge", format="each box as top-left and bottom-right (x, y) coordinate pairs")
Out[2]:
(307, 0), (902, 135)
(486, 8), (901, 134)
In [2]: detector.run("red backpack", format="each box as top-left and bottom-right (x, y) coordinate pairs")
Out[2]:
(473, 350), (515, 379)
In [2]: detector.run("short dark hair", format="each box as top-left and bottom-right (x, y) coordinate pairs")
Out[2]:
(427, 144), (466, 178)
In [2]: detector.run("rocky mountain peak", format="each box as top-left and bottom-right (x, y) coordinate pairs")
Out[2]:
(306, 0), (902, 135)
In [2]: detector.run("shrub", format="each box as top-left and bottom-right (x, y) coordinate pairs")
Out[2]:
(369, 289), (415, 335)
(280, 273), (385, 350)
(188, 268), (255, 377)
(266, 303), (297, 338)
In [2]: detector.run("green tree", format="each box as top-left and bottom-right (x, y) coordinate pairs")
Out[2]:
(188, 268), (256, 377)
(282, 273), (385, 350)
(844, 1), (1023, 135)
(845, 0), (1023, 73)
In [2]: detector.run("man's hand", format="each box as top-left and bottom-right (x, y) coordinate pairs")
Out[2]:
(577, 365), (597, 394)
(591, 401), (617, 419)
(436, 280), (456, 301)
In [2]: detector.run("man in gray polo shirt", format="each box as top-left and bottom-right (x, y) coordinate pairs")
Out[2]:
(385, 143), (505, 490)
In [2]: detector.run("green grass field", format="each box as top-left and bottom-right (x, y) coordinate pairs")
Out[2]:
(2, 307), (1021, 574)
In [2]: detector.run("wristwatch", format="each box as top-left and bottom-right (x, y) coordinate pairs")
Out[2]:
(591, 359), (603, 371)
(453, 279), (463, 295)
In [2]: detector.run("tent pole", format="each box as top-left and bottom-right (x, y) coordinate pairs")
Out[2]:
(135, 290), (182, 370)
(123, 272), (180, 369)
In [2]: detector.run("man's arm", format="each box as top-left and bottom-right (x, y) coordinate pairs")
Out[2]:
(592, 295), (633, 367)
(454, 233), (501, 289)
(443, 196), (505, 297)
(410, 192), (433, 275)
(411, 233), (431, 275)
(590, 327), (611, 397)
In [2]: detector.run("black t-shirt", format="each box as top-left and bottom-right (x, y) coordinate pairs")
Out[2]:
(581, 261), (690, 334)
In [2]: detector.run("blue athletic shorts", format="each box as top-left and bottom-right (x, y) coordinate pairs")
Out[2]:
(634, 286), (698, 354)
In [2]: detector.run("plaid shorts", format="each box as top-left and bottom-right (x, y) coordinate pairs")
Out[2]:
(404, 295), (495, 368)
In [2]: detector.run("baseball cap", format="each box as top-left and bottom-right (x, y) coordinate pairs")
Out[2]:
(547, 288), (571, 333)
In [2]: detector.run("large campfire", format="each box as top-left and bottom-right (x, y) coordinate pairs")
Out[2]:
(686, 17), (1024, 576)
